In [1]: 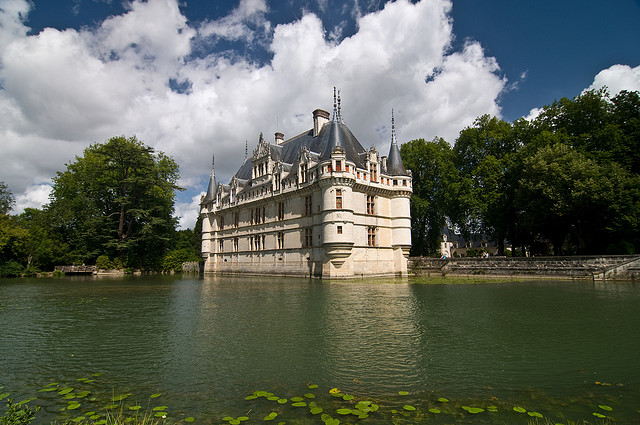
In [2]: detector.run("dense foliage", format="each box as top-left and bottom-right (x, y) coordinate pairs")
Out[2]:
(405, 89), (640, 256)
(0, 136), (201, 276)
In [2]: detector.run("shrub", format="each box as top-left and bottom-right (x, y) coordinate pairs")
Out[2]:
(0, 399), (40, 425)
(0, 261), (24, 278)
(161, 248), (201, 273)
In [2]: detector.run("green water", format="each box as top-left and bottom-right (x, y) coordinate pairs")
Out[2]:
(0, 275), (639, 424)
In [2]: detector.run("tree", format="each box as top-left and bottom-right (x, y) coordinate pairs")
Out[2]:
(47, 136), (182, 269)
(401, 137), (458, 256)
(517, 143), (640, 255)
(452, 115), (520, 254)
(0, 182), (15, 215)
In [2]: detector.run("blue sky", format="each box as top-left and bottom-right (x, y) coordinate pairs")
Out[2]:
(1, 0), (639, 228)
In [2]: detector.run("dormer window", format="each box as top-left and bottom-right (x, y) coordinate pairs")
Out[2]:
(335, 160), (342, 172)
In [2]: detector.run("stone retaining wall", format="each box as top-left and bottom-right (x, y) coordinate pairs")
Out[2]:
(408, 255), (640, 280)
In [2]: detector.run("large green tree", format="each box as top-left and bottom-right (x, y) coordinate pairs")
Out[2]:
(452, 115), (520, 255)
(401, 137), (458, 256)
(47, 136), (182, 269)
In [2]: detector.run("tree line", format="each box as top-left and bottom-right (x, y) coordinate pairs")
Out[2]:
(0, 136), (202, 277)
(402, 88), (640, 257)
(1, 89), (639, 276)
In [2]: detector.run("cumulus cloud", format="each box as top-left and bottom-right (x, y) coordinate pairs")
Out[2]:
(1, 0), (512, 226)
(587, 64), (640, 95)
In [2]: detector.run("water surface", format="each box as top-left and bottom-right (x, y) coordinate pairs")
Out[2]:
(1, 275), (638, 423)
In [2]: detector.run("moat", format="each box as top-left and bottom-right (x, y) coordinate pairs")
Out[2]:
(1, 275), (639, 424)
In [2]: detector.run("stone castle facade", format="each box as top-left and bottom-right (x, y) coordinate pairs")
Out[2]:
(200, 97), (412, 278)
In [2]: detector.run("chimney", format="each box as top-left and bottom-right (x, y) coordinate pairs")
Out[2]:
(275, 132), (284, 145)
(313, 109), (330, 137)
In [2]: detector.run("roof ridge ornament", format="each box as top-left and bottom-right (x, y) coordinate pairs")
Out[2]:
(337, 89), (342, 123)
(391, 109), (397, 146)
(332, 87), (338, 122)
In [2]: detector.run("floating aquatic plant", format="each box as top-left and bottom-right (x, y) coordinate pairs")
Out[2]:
(461, 406), (484, 414)
(398, 391), (409, 395)
(513, 406), (527, 413)
(403, 405), (416, 411)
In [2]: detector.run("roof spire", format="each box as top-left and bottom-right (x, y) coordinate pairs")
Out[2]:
(245, 141), (248, 159)
(202, 152), (218, 205)
(391, 108), (397, 146)
(337, 89), (342, 123)
(332, 87), (338, 122)
(386, 109), (409, 176)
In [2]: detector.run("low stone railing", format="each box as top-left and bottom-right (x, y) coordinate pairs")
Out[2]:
(408, 255), (640, 280)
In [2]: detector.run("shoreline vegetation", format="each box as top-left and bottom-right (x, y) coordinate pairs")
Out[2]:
(0, 373), (626, 425)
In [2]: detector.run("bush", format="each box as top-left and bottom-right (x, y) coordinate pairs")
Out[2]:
(0, 399), (40, 425)
(162, 248), (201, 273)
(0, 261), (24, 278)
(96, 255), (124, 270)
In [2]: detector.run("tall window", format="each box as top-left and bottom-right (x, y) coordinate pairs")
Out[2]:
(336, 189), (342, 209)
(367, 227), (376, 247)
(277, 202), (285, 221)
(370, 163), (377, 182)
(250, 209), (254, 225)
(366, 195), (375, 215)
(277, 232), (284, 249)
(304, 195), (313, 216)
(233, 237), (238, 252)
(304, 228), (313, 248)
(234, 212), (239, 228)
(335, 160), (342, 172)
(301, 163), (308, 183)
(218, 239), (224, 252)
(219, 216), (225, 230)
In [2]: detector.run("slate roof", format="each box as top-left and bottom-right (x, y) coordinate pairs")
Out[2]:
(233, 120), (368, 181)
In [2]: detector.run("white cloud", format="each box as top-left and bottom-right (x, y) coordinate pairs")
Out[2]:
(198, 0), (270, 43)
(587, 64), (640, 96)
(14, 183), (52, 213)
(174, 193), (204, 230)
(1, 0), (511, 227)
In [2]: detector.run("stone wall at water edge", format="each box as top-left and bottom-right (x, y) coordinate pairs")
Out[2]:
(408, 255), (640, 281)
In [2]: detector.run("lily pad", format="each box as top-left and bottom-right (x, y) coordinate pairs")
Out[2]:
(336, 409), (352, 415)
(72, 417), (85, 423)
(403, 405), (416, 411)
(67, 403), (81, 410)
(342, 394), (354, 401)
(428, 408), (441, 414)
(290, 396), (304, 402)
(111, 393), (131, 402)
(291, 402), (307, 407)
(58, 388), (74, 395)
(277, 398), (287, 404)
(89, 415), (101, 420)
(593, 412), (607, 418)
(154, 412), (167, 418)
(153, 406), (168, 411)
(308, 384), (318, 389)
(527, 411), (543, 418)
(513, 406), (527, 413)
(437, 397), (449, 403)
(267, 396), (279, 401)
(129, 406), (142, 411)
(462, 406), (484, 414)
(38, 387), (58, 392)
(244, 395), (258, 400)
(263, 412), (278, 421)
(184, 417), (195, 422)
(398, 391), (409, 395)
(150, 393), (162, 398)
(599, 405), (613, 411)
(310, 407), (323, 415)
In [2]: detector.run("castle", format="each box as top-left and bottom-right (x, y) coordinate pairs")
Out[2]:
(200, 93), (412, 278)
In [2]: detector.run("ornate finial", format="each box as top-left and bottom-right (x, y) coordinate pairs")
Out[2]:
(391, 109), (397, 146)
(337, 90), (342, 123)
(245, 141), (248, 158)
(333, 87), (338, 122)
(212, 153), (215, 168)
